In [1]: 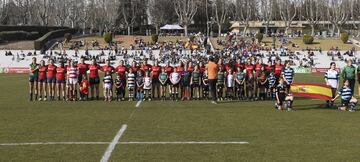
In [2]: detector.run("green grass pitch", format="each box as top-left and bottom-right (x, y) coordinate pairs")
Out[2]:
(0, 74), (360, 161)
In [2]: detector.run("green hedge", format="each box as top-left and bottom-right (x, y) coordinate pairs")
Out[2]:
(103, 32), (113, 43)
(0, 26), (67, 35)
(34, 29), (78, 50)
(255, 33), (263, 43)
(303, 34), (314, 44)
(340, 32), (349, 43)
(0, 31), (41, 41)
(151, 34), (159, 43)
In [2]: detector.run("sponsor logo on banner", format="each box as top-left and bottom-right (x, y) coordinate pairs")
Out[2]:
(292, 67), (311, 74)
(4, 67), (30, 74)
(311, 68), (341, 74)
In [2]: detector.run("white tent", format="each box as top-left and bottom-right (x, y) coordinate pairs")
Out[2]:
(160, 24), (184, 30)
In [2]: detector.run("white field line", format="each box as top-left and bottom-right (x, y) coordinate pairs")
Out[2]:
(0, 141), (249, 146)
(0, 142), (110, 146)
(120, 141), (249, 145)
(100, 124), (128, 162)
(135, 100), (142, 108)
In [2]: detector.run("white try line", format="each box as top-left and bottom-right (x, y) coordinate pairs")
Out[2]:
(0, 141), (249, 146)
(135, 100), (142, 108)
(100, 124), (128, 162)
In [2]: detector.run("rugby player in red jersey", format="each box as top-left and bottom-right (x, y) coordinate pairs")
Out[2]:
(218, 58), (226, 72)
(151, 60), (161, 99)
(141, 58), (152, 75)
(88, 58), (101, 100)
(265, 61), (274, 72)
(102, 59), (115, 74)
(165, 62), (174, 95)
(56, 61), (67, 101)
(187, 62), (194, 72)
(254, 59), (265, 100)
(244, 59), (255, 101)
(176, 62), (184, 74)
(38, 60), (48, 101)
(47, 59), (57, 101)
(77, 57), (89, 83)
(115, 60), (127, 100)
(130, 61), (139, 73)
(274, 59), (283, 82)
(101, 59), (115, 98)
(235, 59), (245, 72)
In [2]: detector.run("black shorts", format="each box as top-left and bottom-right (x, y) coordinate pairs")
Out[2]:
(78, 76), (83, 83)
(89, 77), (100, 85)
(38, 78), (47, 83)
(172, 83), (180, 87)
(192, 83), (200, 88)
(278, 93), (286, 105)
(152, 78), (159, 85)
(258, 81), (268, 88)
(284, 82), (292, 89)
(217, 84), (224, 89)
(47, 78), (56, 84)
(341, 99), (350, 106)
(29, 76), (38, 83)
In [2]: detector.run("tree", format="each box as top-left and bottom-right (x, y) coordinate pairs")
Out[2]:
(278, 0), (298, 36)
(173, 0), (200, 36)
(54, 0), (69, 26)
(117, 0), (141, 35)
(234, 0), (257, 35)
(259, 0), (274, 36)
(149, 0), (166, 34)
(213, 0), (229, 36)
(36, 0), (54, 26)
(350, 0), (360, 37)
(327, 0), (350, 36)
(302, 0), (321, 36)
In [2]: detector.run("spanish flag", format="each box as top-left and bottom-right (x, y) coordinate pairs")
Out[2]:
(290, 83), (333, 100)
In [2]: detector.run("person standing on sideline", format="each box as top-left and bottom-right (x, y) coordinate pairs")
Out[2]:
(29, 57), (39, 101)
(357, 64), (360, 96)
(325, 62), (339, 108)
(341, 59), (356, 95)
(206, 56), (219, 104)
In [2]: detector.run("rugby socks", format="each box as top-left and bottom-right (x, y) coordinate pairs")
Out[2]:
(29, 93), (33, 101)
(350, 102), (357, 110)
(287, 100), (294, 108)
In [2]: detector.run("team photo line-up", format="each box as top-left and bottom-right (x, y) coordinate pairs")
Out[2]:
(28, 55), (359, 111)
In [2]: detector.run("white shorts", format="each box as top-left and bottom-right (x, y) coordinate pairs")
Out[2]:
(68, 78), (78, 85)
(104, 83), (112, 89)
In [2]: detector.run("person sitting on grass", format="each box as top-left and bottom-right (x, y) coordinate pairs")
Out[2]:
(275, 78), (294, 111)
(79, 74), (90, 101)
(331, 80), (358, 112)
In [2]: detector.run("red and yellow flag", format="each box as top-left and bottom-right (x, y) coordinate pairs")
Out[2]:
(290, 83), (333, 100)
